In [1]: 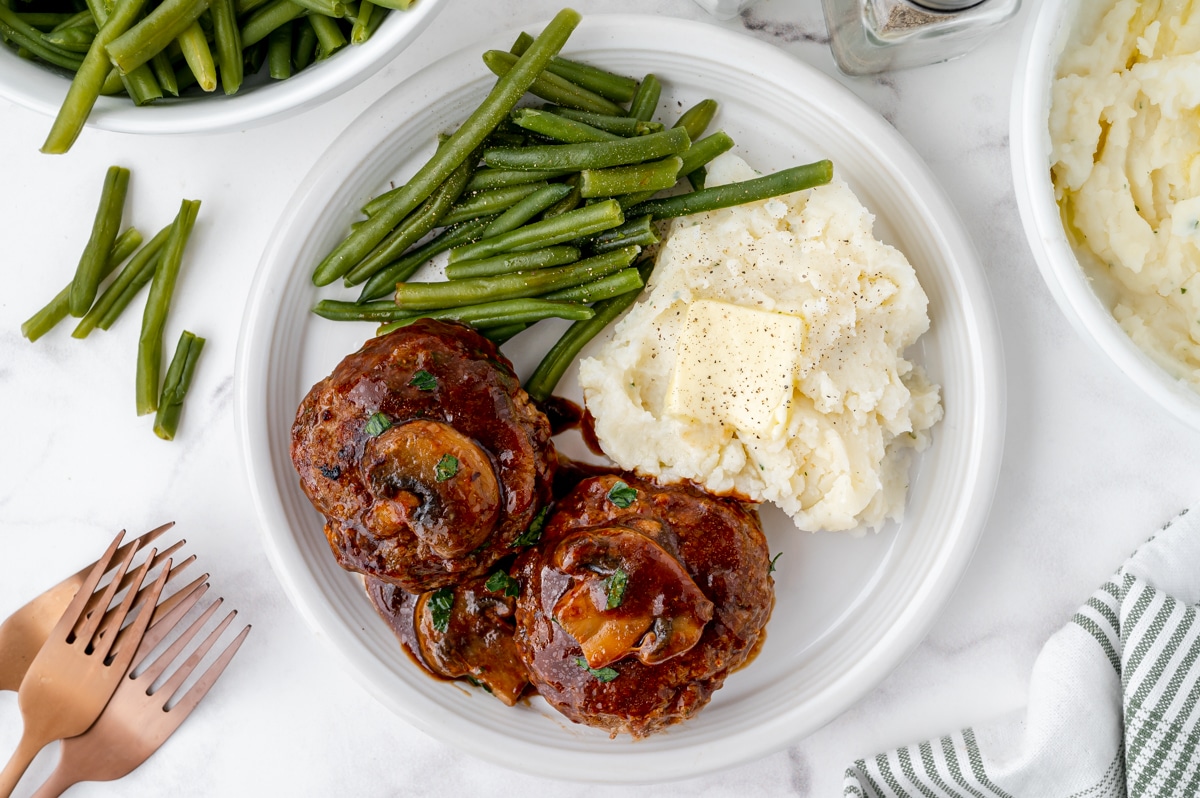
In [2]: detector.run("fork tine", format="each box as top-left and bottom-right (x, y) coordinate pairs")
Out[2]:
(131, 581), (210, 672)
(155, 610), (238, 707)
(46, 531), (127, 645)
(101, 554), (200, 654)
(79, 537), (183, 624)
(89, 551), (159, 662)
(167, 622), (250, 720)
(138, 599), (224, 687)
(102, 557), (171, 680)
(76, 527), (177, 625)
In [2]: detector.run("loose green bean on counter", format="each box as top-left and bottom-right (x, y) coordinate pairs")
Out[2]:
(309, 9), (835, 401)
(3, 0), (415, 154)
(22, 165), (207, 440)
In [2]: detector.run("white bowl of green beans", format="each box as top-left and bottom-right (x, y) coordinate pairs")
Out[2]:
(0, 0), (447, 147)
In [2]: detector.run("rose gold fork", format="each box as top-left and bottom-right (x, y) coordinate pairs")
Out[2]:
(31, 587), (250, 797)
(0, 532), (170, 797)
(0, 522), (181, 692)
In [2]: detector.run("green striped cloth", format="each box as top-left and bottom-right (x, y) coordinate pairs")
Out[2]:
(844, 505), (1200, 797)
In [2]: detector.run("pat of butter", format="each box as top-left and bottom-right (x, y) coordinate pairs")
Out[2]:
(665, 299), (802, 435)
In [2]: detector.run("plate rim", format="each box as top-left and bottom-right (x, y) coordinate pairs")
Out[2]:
(235, 13), (1006, 782)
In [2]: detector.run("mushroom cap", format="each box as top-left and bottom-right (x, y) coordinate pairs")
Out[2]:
(291, 319), (555, 593)
(514, 474), (774, 738)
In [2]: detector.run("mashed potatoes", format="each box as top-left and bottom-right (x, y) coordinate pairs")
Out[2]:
(1051, 0), (1200, 386)
(577, 154), (942, 533)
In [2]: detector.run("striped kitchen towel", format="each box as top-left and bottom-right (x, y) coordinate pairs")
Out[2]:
(844, 503), (1200, 798)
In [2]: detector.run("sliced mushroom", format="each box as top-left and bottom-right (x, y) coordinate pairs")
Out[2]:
(551, 526), (714, 670)
(413, 585), (529, 707)
(361, 419), (500, 559)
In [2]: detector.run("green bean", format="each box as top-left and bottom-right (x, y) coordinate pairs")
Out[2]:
(376, 298), (594, 335)
(627, 160), (834, 220)
(291, 13), (316, 67)
(579, 156), (681, 199)
(70, 165), (131, 317)
(267, 21), (291, 79)
(313, 11), (582, 284)
(21, 12), (80, 29)
(444, 245), (579, 280)
(482, 127), (690, 172)
(449, 200), (623, 264)
(482, 323), (527, 344)
(542, 267), (642, 303)
(585, 213), (659, 254)
(357, 216), (494, 303)
(541, 106), (663, 137)
(21, 227), (141, 342)
(399, 246), (637, 311)
(482, 183), (573, 238)
(313, 299), (417, 321)
(119, 63), (164, 105)
(510, 30), (638, 104)
(628, 73), (660, 122)
(76, 224), (170, 336)
(340, 154), (476, 286)
(178, 20), (216, 91)
(150, 50), (178, 95)
(49, 11), (97, 30)
(510, 107), (621, 143)
(209, 0), (242, 94)
(106, 0), (210, 76)
(0, 5), (84, 70)
(524, 285), (645, 403)
(541, 182), (580, 219)
(617, 130), (735, 210)
(367, 0), (409, 8)
(350, 0), (374, 43)
(153, 329), (205, 440)
(673, 99), (717, 141)
(678, 130), (734, 177)
(437, 183), (546, 227)
(309, 13), (345, 59)
(482, 50), (625, 117)
(243, 38), (267, 74)
(465, 167), (573, 193)
(240, 0), (303, 48)
(292, 0), (344, 16)
(42, 25), (96, 52)
(234, 0), (269, 15)
(136, 198), (200, 416)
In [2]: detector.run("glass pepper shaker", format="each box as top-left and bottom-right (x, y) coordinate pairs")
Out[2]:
(821, 0), (1020, 76)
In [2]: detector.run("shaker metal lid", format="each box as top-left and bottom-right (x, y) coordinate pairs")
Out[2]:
(912, 0), (981, 11)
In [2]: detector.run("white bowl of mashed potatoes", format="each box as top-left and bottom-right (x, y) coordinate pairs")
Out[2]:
(1012, 0), (1200, 430)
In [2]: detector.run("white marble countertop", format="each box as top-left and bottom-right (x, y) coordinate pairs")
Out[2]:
(2, 0), (1199, 795)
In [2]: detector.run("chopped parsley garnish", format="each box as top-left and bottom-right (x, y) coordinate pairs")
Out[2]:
(435, 454), (459, 482)
(510, 506), (551, 548)
(607, 481), (637, 508)
(485, 570), (520, 598)
(574, 657), (618, 683)
(605, 568), (628, 610)
(364, 412), (391, 437)
(410, 370), (437, 391)
(768, 552), (782, 574)
(428, 588), (454, 633)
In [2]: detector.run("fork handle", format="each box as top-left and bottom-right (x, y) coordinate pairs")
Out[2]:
(0, 728), (48, 798)
(28, 763), (76, 798)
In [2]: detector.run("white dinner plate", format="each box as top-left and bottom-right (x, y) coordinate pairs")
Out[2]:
(235, 15), (1005, 783)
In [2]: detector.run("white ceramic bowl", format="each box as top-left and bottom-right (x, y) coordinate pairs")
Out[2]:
(1011, 0), (1200, 430)
(237, 15), (1004, 783)
(0, 0), (446, 134)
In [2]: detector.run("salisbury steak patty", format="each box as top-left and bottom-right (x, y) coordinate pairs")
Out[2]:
(291, 319), (555, 593)
(514, 474), (773, 738)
